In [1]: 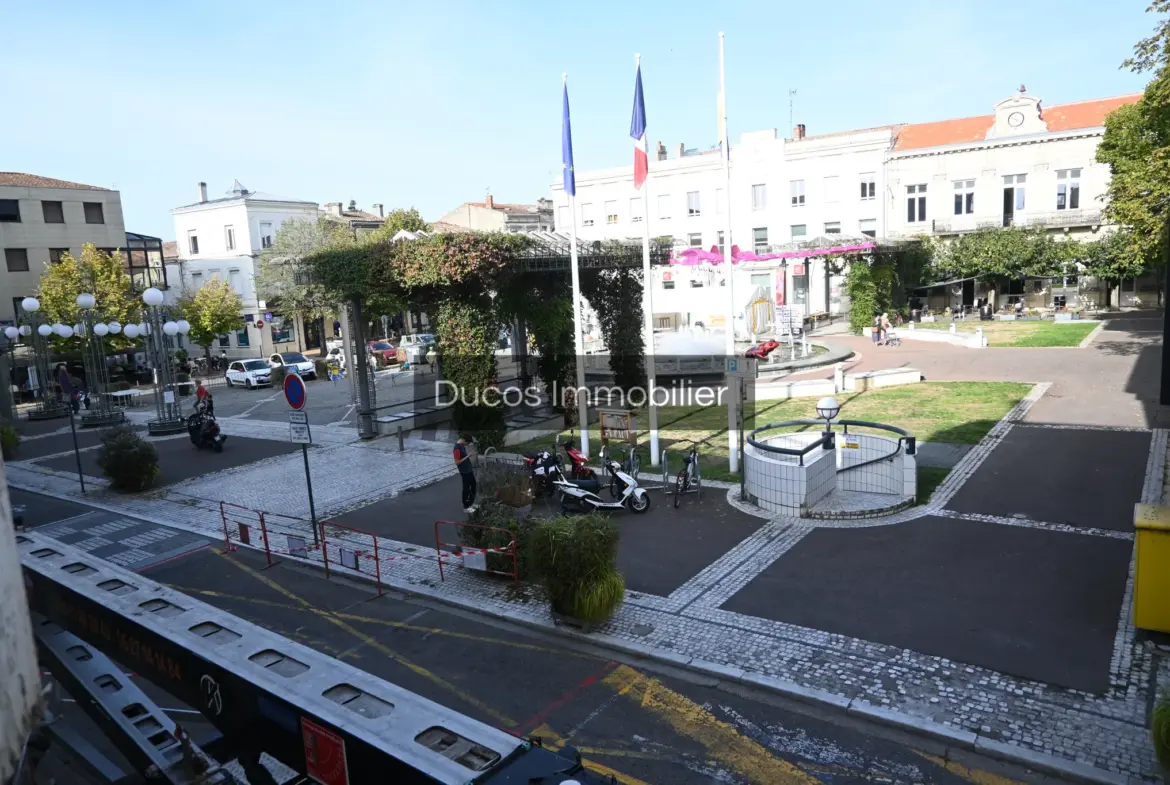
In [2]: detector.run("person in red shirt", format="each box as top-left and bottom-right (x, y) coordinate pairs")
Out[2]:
(195, 380), (214, 416)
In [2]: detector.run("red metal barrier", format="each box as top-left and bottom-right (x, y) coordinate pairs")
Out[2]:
(434, 520), (517, 583)
(317, 520), (384, 595)
(219, 501), (262, 557)
(218, 501), (317, 569)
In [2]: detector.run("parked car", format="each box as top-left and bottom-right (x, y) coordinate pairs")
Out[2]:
(269, 351), (317, 380)
(225, 359), (273, 389)
(397, 333), (436, 364)
(367, 341), (399, 365)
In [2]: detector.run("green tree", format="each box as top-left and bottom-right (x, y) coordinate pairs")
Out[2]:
(1096, 1), (1170, 272)
(933, 226), (1061, 279)
(256, 217), (354, 320)
(36, 243), (141, 334)
(369, 207), (430, 241)
(178, 280), (243, 358)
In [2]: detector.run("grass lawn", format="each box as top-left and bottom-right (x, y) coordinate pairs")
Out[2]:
(507, 381), (1030, 483)
(912, 319), (1097, 347)
(916, 465), (952, 502)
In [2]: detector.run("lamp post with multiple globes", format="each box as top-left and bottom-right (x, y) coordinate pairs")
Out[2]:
(74, 292), (127, 427)
(138, 287), (191, 434)
(0, 323), (17, 422)
(17, 297), (68, 420)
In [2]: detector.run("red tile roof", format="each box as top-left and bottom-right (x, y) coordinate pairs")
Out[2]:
(162, 241), (179, 260)
(893, 93), (1141, 151)
(0, 172), (109, 190)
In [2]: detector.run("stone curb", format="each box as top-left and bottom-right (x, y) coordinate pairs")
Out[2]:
(1078, 320), (1108, 349)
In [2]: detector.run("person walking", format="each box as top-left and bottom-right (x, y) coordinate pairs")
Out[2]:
(880, 312), (893, 345)
(454, 436), (477, 513)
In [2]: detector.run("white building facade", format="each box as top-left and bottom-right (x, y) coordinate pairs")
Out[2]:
(168, 180), (320, 359)
(1, 173), (127, 324)
(554, 89), (1142, 326)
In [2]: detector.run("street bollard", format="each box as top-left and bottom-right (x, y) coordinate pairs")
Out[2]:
(397, 425), (404, 452)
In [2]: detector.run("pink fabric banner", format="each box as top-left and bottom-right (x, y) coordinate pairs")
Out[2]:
(670, 241), (876, 266)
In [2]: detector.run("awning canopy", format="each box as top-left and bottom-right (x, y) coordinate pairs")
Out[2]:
(670, 235), (877, 266)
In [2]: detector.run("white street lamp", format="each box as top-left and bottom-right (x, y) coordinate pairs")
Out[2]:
(123, 324), (140, 339)
(176, 319), (191, 335)
(75, 293), (96, 310)
(58, 325), (74, 339)
(38, 324), (53, 337)
(142, 287), (164, 307)
(138, 322), (150, 336)
(3, 326), (17, 341)
(816, 396), (841, 431)
(18, 325), (31, 337)
(21, 297), (40, 313)
(108, 321), (121, 334)
(163, 321), (179, 336)
(93, 323), (109, 337)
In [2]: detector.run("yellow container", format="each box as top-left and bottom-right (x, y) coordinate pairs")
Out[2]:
(1134, 504), (1170, 632)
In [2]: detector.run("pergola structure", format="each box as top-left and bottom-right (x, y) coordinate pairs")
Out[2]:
(391, 230), (675, 271)
(124, 232), (169, 291)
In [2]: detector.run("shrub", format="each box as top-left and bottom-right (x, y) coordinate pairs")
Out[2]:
(465, 500), (540, 579)
(96, 427), (159, 491)
(529, 513), (624, 622)
(1153, 690), (1170, 772)
(0, 424), (19, 461)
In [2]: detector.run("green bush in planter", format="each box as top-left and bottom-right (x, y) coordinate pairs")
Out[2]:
(1153, 690), (1170, 771)
(96, 427), (159, 491)
(0, 423), (19, 461)
(529, 513), (624, 622)
(465, 501), (539, 579)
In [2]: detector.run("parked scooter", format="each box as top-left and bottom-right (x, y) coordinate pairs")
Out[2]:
(550, 459), (651, 514)
(187, 399), (227, 452)
(558, 432), (597, 481)
(522, 449), (560, 496)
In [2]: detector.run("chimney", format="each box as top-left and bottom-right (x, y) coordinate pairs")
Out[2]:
(372, 203), (384, 218)
(325, 202), (343, 217)
(656, 141), (667, 161)
(675, 142), (685, 158)
(485, 194), (494, 208)
(198, 182), (208, 203)
(793, 124), (806, 140)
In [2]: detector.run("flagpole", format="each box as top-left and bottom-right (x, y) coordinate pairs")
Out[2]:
(720, 31), (739, 476)
(564, 72), (591, 459)
(636, 54), (660, 467)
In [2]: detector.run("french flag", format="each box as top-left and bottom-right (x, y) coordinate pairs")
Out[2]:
(630, 60), (648, 189)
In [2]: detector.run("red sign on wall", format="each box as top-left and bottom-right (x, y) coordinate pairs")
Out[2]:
(302, 717), (349, 785)
(663, 271), (673, 282)
(792, 264), (805, 275)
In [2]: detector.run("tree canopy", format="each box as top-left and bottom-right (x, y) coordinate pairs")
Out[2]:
(368, 207), (430, 241)
(1096, 0), (1170, 272)
(36, 243), (141, 333)
(178, 279), (243, 355)
(256, 217), (356, 320)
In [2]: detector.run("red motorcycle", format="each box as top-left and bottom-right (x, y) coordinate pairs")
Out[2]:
(559, 432), (597, 481)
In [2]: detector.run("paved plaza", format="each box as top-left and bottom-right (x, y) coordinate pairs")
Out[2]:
(5, 310), (1167, 783)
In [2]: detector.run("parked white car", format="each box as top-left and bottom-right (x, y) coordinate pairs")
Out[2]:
(225, 359), (273, 389)
(397, 333), (436, 364)
(270, 351), (317, 380)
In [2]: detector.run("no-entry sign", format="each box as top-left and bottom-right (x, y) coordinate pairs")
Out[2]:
(283, 372), (307, 410)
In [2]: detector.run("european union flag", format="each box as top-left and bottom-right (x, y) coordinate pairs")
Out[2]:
(562, 81), (576, 197)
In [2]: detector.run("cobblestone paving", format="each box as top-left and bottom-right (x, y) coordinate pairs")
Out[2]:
(10, 382), (1164, 783)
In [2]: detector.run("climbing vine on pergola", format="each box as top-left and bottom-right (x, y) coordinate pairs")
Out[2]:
(303, 232), (670, 446)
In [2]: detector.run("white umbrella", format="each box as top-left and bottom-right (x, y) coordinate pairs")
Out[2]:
(744, 284), (775, 336)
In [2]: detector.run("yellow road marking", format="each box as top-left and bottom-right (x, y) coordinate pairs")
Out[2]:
(603, 665), (820, 785)
(216, 551), (517, 728)
(531, 724), (656, 785)
(916, 752), (1027, 785)
(170, 585), (592, 658)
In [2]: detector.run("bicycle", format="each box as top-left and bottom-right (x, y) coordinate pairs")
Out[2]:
(673, 445), (700, 509)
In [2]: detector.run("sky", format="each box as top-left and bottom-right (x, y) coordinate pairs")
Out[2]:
(0, 0), (1156, 239)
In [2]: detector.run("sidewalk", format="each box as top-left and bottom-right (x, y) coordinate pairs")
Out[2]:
(9, 380), (1164, 783)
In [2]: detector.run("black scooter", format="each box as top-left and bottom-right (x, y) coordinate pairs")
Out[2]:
(187, 400), (227, 452)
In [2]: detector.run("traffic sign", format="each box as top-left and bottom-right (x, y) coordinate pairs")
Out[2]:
(301, 716), (349, 785)
(283, 373), (306, 410)
(290, 423), (312, 444)
(725, 357), (759, 378)
(288, 411), (308, 425)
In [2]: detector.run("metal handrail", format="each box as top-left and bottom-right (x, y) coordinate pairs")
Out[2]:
(747, 420), (832, 466)
(835, 421), (917, 473)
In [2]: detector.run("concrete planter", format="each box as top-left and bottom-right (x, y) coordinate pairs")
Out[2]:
(1054, 313), (1081, 321)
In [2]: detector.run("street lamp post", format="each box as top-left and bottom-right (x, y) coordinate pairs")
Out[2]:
(19, 297), (69, 421)
(816, 395), (841, 437)
(139, 287), (190, 435)
(0, 325), (17, 422)
(75, 292), (125, 427)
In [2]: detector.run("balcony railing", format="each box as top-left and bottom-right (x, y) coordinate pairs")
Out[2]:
(932, 208), (1102, 234)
